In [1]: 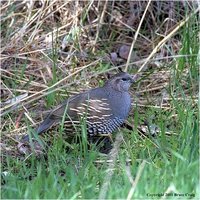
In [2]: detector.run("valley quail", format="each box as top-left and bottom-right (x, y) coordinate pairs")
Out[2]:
(22, 71), (136, 142)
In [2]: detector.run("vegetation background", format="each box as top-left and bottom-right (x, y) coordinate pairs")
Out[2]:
(1, 1), (199, 199)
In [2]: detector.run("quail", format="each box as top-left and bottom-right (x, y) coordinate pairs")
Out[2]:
(22, 71), (136, 142)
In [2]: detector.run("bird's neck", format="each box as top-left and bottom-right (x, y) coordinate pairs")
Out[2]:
(103, 84), (128, 97)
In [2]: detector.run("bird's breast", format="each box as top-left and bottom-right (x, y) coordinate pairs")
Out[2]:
(107, 92), (131, 119)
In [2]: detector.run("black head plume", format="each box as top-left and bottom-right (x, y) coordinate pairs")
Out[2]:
(118, 67), (123, 72)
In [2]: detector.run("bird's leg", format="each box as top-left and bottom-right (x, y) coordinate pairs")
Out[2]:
(99, 133), (114, 143)
(108, 133), (114, 143)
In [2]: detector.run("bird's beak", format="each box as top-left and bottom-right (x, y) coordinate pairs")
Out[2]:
(131, 74), (139, 83)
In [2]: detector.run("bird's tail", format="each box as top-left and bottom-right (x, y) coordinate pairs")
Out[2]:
(21, 116), (56, 142)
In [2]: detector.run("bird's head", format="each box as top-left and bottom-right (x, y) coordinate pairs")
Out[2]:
(105, 71), (137, 92)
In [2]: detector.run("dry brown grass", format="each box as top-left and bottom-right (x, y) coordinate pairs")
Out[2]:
(0, 1), (199, 156)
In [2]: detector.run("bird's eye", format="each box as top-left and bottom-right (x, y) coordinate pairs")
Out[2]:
(122, 78), (127, 81)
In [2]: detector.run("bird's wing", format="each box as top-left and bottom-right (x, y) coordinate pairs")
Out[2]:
(31, 89), (112, 136)
(35, 92), (88, 134)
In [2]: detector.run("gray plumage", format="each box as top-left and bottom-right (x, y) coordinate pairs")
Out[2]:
(22, 71), (135, 142)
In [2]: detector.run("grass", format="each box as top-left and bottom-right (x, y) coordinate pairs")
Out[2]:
(1, 1), (199, 199)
